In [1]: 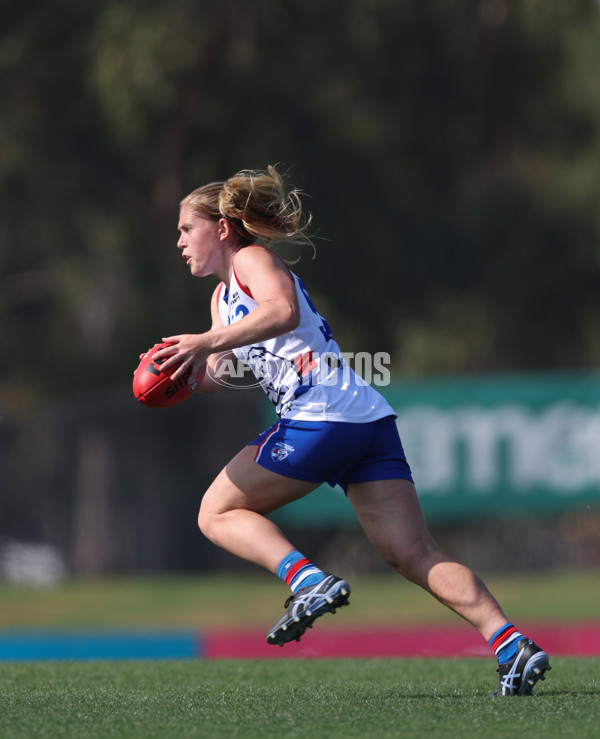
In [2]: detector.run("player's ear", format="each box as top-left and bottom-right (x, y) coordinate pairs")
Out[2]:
(217, 217), (231, 240)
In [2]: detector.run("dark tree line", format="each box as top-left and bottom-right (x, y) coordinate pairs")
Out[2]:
(2, 0), (600, 403)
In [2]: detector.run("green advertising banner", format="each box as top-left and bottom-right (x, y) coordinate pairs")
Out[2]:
(271, 372), (600, 527)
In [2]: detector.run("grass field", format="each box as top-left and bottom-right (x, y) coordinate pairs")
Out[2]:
(0, 657), (598, 738)
(1, 570), (599, 628)
(1, 572), (599, 737)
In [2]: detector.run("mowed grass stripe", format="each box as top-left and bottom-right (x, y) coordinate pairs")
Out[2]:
(0, 571), (599, 628)
(0, 658), (598, 738)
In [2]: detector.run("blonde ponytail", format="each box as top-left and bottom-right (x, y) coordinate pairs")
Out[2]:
(181, 165), (314, 254)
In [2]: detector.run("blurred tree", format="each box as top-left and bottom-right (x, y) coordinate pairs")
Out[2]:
(2, 0), (600, 403)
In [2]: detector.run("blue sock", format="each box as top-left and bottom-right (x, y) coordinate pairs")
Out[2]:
(489, 623), (523, 664)
(276, 550), (325, 593)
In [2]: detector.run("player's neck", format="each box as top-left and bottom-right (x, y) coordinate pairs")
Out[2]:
(216, 244), (244, 287)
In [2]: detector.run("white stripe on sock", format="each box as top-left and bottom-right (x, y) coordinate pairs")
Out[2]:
(494, 631), (522, 656)
(291, 566), (322, 590)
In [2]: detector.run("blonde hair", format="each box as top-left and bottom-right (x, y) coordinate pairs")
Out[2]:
(180, 165), (313, 252)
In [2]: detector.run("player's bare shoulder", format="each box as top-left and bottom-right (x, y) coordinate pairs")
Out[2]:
(235, 245), (289, 274)
(233, 246), (294, 294)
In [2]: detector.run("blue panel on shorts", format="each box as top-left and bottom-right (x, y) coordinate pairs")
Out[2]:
(249, 415), (412, 490)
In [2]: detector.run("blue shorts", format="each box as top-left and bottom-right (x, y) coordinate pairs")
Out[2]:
(248, 415), (413, 491)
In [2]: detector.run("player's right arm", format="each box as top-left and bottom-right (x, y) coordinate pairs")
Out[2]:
(195, 283), (234, 394)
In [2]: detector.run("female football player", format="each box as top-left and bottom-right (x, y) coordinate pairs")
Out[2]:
(154, 166), (550, 696)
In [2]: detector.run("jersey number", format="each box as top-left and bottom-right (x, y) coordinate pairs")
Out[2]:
(298, 279), (333, 341)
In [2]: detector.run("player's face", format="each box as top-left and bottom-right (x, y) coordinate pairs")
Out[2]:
(177, 209), (222, 277)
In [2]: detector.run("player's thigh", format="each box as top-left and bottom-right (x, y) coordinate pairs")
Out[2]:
(346, 478), (436, 567)
(200, 444), (320, 518)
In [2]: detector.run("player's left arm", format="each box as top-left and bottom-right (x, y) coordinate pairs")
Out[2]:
(212, 246), (300, 349)
(158, 248), (300, 382)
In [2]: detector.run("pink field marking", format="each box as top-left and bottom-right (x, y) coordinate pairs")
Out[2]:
(203, 622), (600, 659)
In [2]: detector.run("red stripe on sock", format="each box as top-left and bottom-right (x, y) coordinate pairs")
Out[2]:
(284, 558), (311, 586)
(491, 625), (518, 653)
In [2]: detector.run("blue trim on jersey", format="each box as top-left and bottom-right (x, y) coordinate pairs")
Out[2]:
(249, 415), (413, 491)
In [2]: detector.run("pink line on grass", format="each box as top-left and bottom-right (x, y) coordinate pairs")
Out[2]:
(203, 622), (600, 659)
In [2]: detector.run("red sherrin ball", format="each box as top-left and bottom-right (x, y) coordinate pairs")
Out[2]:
(132, 342), (206, 408)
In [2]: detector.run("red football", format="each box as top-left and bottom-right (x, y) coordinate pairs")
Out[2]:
(132, 342), (206, 408)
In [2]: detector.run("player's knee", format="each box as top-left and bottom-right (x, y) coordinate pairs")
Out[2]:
(382, 550), (417, 580)
(197, 505), (216, 541)
(382, 537), (440, 584)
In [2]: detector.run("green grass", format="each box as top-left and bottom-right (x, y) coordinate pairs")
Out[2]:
(0, 658), (598, 738)
(0, 570), (598, 628)
(1, 573), (599, 737)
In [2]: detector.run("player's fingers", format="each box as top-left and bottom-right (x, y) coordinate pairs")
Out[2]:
(153, 343), (178, 362)
(168, 356), (191, 381)
(158, 353), (181, 372)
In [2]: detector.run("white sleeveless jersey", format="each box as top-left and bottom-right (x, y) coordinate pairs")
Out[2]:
(216, 254), (395, 422)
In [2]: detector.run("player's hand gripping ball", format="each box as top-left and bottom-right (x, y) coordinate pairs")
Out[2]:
(132, 342), (206, 408)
